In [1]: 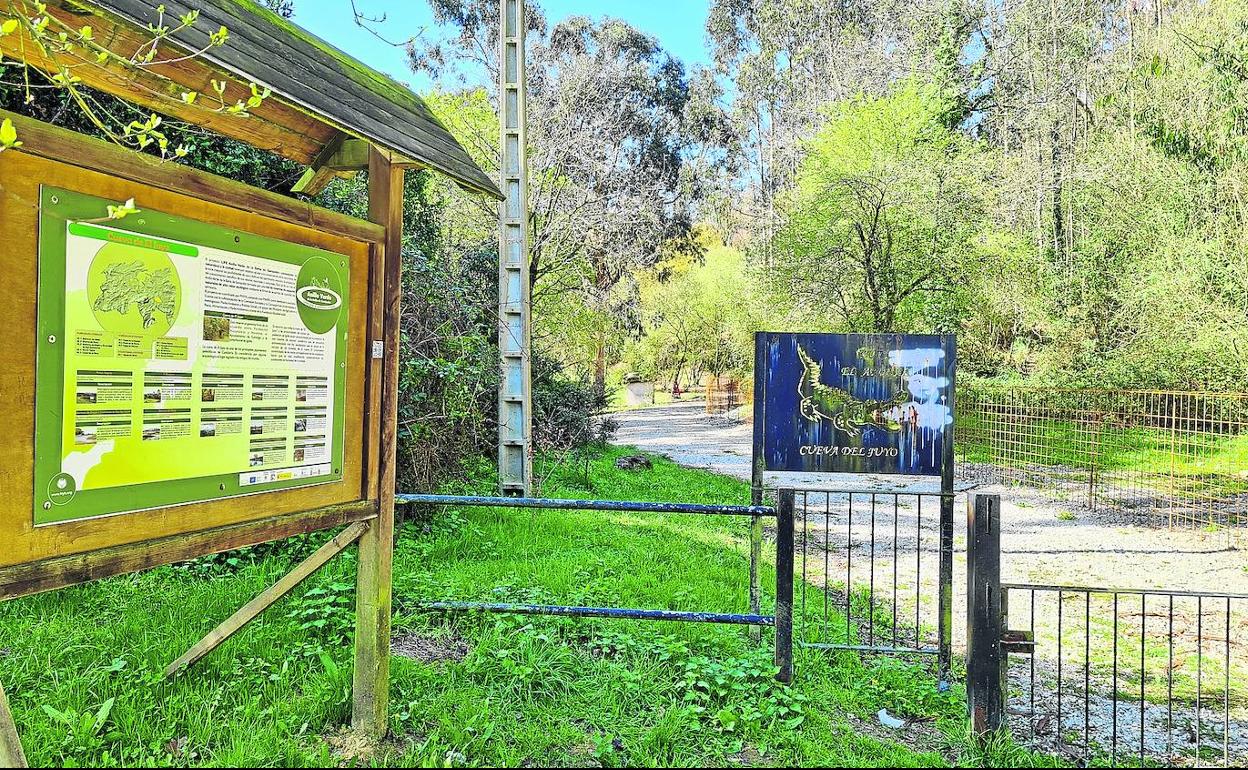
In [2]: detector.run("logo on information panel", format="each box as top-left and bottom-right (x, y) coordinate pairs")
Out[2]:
(47, 472), (77, 505)
(295, 256), (344, 334)
(296, 285), (341, 311)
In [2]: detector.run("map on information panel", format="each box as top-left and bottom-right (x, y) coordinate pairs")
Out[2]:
(34, 187), (349, 525)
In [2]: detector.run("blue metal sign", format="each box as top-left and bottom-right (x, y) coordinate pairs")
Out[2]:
(753, 333), (956, 478)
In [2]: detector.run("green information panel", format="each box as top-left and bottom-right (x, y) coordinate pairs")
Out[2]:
(34, 187), (349, 525)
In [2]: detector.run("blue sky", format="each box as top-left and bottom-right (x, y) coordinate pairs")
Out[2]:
(293, 0), (713, 92)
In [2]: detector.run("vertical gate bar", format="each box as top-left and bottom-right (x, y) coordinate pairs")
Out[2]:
(846, 493), (853, 644)
(1057, 590), (1064, 751)
(750, 485), (764, 644)
(1084, 592), (1090, 758)
(775, 490), (795, 683)
(1031, 589), (1037, 742)
(1112, 593), (1118, 765)
(1198, 596), (1203, 760)
(915, 495), (922, 646)
(823, 494), (830, 641)
(892, 493), (899, 648)
(749, 332), (764, 636)
(1225, 597), (1231, 767)
(800, 492), (808, 641)
(869, 494), (876, 646)
(938, 490), (954, 683)
(1168, 594), (1174, 760)
(939, 350), (956, 682)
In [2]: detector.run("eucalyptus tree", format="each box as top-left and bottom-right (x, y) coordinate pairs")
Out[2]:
(405, 0), (729, 391)
(706, 0), (978, 261)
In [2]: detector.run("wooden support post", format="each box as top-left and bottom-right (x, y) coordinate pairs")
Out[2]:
(966, 493), (1005, 736)
(774, 489), (795, 683)
(164, 521), (369, 678)
(0, 680), (26, 769)
(352, 146), (402, 738)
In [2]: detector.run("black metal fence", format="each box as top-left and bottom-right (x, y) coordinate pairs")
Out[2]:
(955, 386), (1248, 531)
(966, 493), (1248, 767)
(790, 488), (954, 681)
(1001, 583), (1247, 767)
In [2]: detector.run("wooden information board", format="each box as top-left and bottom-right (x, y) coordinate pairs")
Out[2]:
(0, 148), (381, 598)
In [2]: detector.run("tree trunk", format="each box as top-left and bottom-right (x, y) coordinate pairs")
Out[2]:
(594, 337), (606, 397)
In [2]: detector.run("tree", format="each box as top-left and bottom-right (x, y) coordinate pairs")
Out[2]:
(632, 229), (755, 389)
(400, 1), (728, 391)
(770, 80), (987, 333)
(706, 0), (973, 261)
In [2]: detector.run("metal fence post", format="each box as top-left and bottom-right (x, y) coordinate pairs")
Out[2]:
(938, 351), (956, 686)
(775, 489), (795, 683)
(749, 485), (764, 644)
(967, 493), (1005, 736)
(938, 490), (954, 685)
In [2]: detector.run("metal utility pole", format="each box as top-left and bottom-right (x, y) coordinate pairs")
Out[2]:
(498, 0), (533, 495)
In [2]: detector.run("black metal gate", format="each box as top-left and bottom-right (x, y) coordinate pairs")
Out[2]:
(775, 487), (956, 682)
(966, 493), (1247, 767)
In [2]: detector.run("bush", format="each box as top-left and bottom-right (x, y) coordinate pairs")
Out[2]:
(533, 353), (617, 452)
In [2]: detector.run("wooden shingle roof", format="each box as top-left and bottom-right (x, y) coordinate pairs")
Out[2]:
(18, 0), (501, 198)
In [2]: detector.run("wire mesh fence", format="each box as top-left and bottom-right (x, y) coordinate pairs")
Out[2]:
(704, 376), (743, 415)
(1003, 584), (1248, 767)
(955, 386), (1248, 531)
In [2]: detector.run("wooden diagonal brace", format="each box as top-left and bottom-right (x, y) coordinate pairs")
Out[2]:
(164, 520), (370, 678)
(0, 679), (27, 769)
(292, 136), (373, 196)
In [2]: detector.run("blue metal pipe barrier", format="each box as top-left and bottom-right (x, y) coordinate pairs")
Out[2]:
(397, 493), (775, 517)
(420, 602), (775, 626)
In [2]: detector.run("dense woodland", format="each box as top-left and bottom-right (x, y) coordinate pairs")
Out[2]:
(403, 0), (1248, 399)
(4, 0), (1246, 489)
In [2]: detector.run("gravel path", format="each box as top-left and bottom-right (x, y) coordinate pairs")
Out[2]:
(613, 402), (1246, 595)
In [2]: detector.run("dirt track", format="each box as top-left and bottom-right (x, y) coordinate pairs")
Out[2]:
(613, 401), (1246, 595)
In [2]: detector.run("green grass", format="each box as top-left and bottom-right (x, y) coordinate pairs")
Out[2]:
(606, 387), (685, 412)
(957, 412), (1248, 499)
(0, 446), (1058, 767)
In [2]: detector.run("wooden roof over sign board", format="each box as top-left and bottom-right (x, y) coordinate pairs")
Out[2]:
(0, 0), (501, 198)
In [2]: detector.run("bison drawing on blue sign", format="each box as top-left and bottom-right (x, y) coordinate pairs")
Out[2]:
(754, 333), (955, 479)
